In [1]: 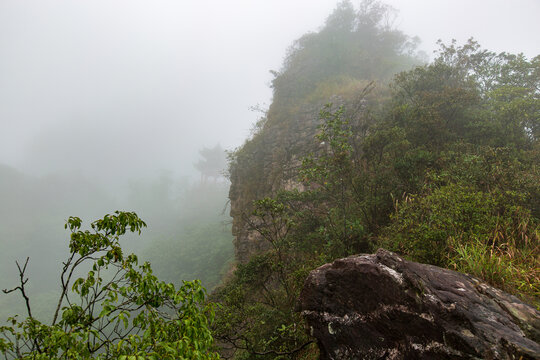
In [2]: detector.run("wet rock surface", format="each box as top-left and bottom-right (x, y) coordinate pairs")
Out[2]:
(297, 249), (540, 359)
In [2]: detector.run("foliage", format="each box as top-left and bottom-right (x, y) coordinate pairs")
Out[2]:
(0, 212), (219, 359)
(391, 39), (540, 151)
(382, 183), (538, 271)
(0, 167), (235, 327)
(0, 164), (118, 324)
(212, 192), (320, 359)
(376, 40), (540, 305)
(300, 104), (370, 256)
(218, 36), (539, 358)
(271, 0), (420, 110)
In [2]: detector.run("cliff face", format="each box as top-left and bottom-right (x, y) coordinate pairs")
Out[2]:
(228, 93), (376, 263)
(297, 249), (540, 360)
(228, 108), (320, 263)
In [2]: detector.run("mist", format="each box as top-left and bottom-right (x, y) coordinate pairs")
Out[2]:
(0, 0), (340, 182)
(1, 0), (539, 325)
(1, 0), (538, 182)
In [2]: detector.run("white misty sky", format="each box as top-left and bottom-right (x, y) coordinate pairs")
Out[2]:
(0, 0), (539, 183)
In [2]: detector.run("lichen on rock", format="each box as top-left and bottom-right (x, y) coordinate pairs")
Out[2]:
(297, 249), (540, 360)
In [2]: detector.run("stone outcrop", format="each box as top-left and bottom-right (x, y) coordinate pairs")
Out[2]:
(228, 106), (323, 264)
(228, 96), (370, 264)
(297, 249), (540, 360)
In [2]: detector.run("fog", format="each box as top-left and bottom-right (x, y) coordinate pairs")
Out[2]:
(1, 0), (539, 183)
(1, 0), (539, 321)
(0, 0), (339, 182)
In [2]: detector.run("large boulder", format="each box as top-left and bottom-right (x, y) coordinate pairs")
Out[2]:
(297, 249), (540, 359)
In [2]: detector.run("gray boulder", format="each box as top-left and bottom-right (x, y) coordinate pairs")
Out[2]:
(297, 249), (540, 359)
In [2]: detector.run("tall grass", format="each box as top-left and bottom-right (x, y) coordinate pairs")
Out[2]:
(448, 214), (539, 308)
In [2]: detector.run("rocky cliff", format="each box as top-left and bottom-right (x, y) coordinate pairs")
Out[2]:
(228, 106), (321, 263)
(227, 1), (419, 264)
(297, 249), (540, 359)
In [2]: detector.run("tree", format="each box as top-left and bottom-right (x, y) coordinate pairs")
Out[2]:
(270, 0), (419, 109)
(194, 145), (227, 183)
(300, 104), (370, 254)
(212, 193), (318, 359)
(0, 211), (219, 359)
(391, 39), (540, 151)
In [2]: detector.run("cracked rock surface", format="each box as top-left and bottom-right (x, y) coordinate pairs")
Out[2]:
(297, 249), (540, 359)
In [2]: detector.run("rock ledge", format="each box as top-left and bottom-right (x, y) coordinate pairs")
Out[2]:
(297, 249), (540, 359)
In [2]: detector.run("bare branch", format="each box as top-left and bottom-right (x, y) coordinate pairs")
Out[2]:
(3, 258), (33, 319)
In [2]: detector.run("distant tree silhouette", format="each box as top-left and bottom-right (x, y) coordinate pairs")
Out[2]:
(194, 144), (227, 183)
